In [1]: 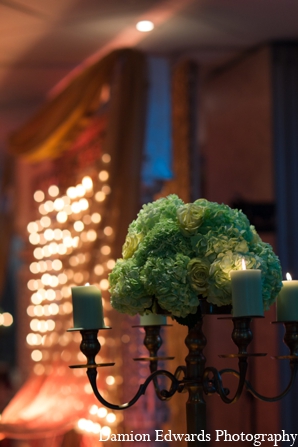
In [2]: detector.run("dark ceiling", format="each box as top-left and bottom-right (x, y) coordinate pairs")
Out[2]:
(1, 0), (298, 150)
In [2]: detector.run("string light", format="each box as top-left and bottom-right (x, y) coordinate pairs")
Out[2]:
(0, 312), (13, 327)
(26, 166), (121, 432)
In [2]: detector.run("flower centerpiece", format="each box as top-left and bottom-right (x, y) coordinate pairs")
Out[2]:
(109, 195), (282, 327)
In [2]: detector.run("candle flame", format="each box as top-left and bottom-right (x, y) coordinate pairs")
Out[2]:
(241, 259), (246, 270)
(286, 273), (292, 281)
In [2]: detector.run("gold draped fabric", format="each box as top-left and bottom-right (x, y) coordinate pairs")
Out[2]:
(9, 49), (146, 164)
(1, 48), (148, 445)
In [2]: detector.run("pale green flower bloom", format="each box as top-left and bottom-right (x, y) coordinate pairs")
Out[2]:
(177, 203), (205, 236)
(187, 258), (210, 296)
(122, 233), (143, 259)
(109, 194), (283, 326)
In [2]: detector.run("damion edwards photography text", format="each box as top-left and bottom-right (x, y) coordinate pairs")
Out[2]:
(99, 429), (298, 446)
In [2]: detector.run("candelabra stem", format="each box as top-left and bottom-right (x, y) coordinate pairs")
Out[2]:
(184, 318), (208, 446)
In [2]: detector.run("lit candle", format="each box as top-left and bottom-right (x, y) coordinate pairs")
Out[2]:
(140, 314), (167, 326)
(71, 284), (105, 329)
(230, 259), (263, 317)
(276, 273), (298, 321)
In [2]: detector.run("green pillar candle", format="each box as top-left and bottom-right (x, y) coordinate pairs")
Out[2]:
(71, 285), (105, 329)
(140, 314), (167, 326)
(230, 267), (263, 317)
(276, 276), (298, 321)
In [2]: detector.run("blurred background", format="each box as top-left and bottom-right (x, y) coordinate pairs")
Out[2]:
(0, 0), (298, 445)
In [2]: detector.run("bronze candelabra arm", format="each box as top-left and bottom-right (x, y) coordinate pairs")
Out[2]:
(215, 320), (298, 403)
(69, 328), (182, 409)
(203, 359), (248, 404)
(87, 367), (181, 409)
(217, 362), (298, 403)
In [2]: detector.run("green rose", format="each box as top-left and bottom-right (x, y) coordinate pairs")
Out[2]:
(122, 233), (143, 259)
(187, 258), (210, 296)
(177, 203), (204, 236)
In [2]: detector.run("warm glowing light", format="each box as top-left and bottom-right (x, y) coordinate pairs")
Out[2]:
(44, 201), (54, 212)
(54, 198), (64, 211)
(61, 302), (72, 314)
(48, 242), (58, 255)
(52, 259), (62, 270)
(82, 176), (93, 190)
(89, 405), (98, 415)
(136, 20), (154, 32)
(31, 350), (42, 361)
(94, 264), (104, 276)
(38, 204), (47, 215)
(99, 279), (109, 290)
(74, 272), (84, 284)
(27, 305), (35, 317)
(27, 279), (38, 291)
(46, 289), (56, 301)
(1, 312), (13, 327)
(61, 286), (71, 297)
(107, 259), (115, 270)
(83, 214), (91, 225)
(102, 154), (111, 163)
(76, 184), (86, 197)
(101, 245), (111, 255)
(241, 259), (246, 270)
(29, 262), (40, 274)
(74, 221), (84, 232)
(98, 170), (109, 182)
(95, 191), (106, 202)
(87, 230), (97, 241)
(79, 198), (89, 210)
(49, 303), (59, 315)
(71, 201), (81, 213)
(40, 216), (51, 227)
(66, 186), (77, 199)
(91, 213), (101, 223)
(106, 413), (116, 423)
(44, 229), (54, 241)
(106, 375), (115, 386)
(84, 383), (93, 394)
(31, 293), (43, 305)
(102, 185), (111, 195)
(57, 244), (67, 255)
(48, 185), (59, 197)
(97, 407), (108, 418)
(34, 191), (45, 202)
(34, 364), (45, 375)
(69, 256), (79, 266)
(58, 273), (68, 284)
(77, 253), (86, 263)
(29, 233), (40, 245)
(39, 261), (47, 272)
(286, 272), (292, 281)
(61, 195), (70, 205)
(103, 226), (113, 236)
(53, 229), (62, 240)
(26, 333), (43, 346)
(27, 221), (39, 233)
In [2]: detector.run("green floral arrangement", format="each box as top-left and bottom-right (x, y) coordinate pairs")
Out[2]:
(109, 195), (282, 326)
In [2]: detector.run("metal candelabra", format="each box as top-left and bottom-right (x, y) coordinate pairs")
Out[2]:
(68, 300), (298, 446)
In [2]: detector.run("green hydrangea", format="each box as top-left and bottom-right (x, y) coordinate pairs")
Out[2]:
(109, 195), (283, 324)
